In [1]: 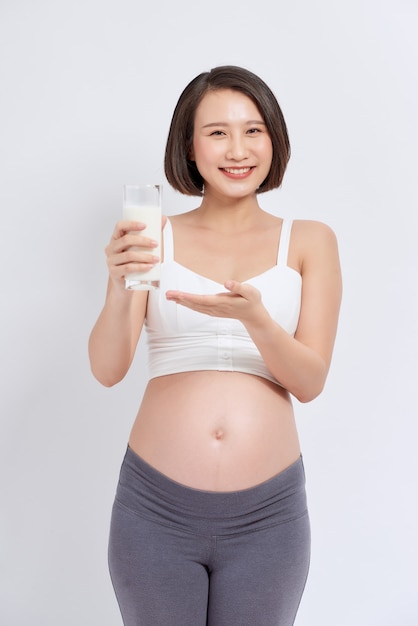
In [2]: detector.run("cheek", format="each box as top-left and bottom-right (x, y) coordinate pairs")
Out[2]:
(193, 141), (218, 170)
(262, 142), (274, 170)
(263, 137), (273, 159)
(189, 138), (204, 164)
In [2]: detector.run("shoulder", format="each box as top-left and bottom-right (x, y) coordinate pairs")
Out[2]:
(292, 219), (339, 251)
(288, 220), (340, 273)
(292, 219), (337, 239)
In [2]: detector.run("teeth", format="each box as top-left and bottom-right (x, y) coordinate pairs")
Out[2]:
(224, 167), (251, 174)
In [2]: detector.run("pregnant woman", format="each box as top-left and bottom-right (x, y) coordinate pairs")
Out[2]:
(89, 65), (342, 625)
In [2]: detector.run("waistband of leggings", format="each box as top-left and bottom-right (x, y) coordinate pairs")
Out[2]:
(118, 445), (307, 522)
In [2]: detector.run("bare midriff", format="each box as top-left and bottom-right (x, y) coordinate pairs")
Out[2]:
(128, 370), (301, 492)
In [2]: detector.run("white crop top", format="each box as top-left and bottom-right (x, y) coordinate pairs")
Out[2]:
(145, 218), (302, 385)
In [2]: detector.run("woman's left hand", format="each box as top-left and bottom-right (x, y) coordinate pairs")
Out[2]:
(166, 280), (268, 325)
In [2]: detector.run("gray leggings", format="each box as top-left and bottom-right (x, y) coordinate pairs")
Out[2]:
(108, 447), (310, 626)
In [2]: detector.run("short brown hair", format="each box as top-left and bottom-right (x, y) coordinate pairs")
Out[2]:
(164, 65), (290, 196)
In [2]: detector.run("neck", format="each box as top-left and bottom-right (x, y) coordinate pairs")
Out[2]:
(195, 194), (264, 233)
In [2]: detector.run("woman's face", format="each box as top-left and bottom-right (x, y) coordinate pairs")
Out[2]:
(190, 89), (273, 199)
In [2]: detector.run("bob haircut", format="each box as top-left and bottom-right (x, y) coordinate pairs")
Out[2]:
(164, 65), (290, 196)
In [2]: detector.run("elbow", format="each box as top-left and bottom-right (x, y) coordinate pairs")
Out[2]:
(91, 371), (117, 388)
(292, 370), (328, 404)
(294, 384), (324, 403)
(98, 377), (119, 388)
(89, 364), (124, 388)
(88, 345), (129, 387)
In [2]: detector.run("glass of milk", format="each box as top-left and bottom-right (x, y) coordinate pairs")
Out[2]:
(123, 184), (162, 290)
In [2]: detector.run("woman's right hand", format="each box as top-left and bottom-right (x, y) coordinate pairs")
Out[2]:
(105, 220), (160, 290)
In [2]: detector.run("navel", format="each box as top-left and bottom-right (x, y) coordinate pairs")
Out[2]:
(212, 428), (225, 441)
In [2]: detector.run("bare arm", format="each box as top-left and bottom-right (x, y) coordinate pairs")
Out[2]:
(88, 280), (147, 387)
(243, 221), (342, 401)
(88, 219), (160, 387)
(166, 221), (342, 402)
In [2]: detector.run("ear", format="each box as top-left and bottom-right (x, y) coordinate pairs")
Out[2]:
(188, 145), (195, 161)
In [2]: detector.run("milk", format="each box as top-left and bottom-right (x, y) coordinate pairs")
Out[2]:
(123, 203), (161, 289)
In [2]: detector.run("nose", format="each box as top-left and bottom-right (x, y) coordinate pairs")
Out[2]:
(225, 134), (248, 161)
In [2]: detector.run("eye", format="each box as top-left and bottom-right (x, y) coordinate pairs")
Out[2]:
(209, 130), (226, 136)
(247, 127), (263, 135)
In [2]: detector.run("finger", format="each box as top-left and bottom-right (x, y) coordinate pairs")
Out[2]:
(224, 280), (257, 301)
(165, 290), (194, 302)
(165, 292), (235, 313)
(107, 257), (159, 285)
(111, 249), (160, 268)
(167, 289), (235, 301)
(224, 280), (245, 295)
(107, 233), (158, 258)
(111, 220), (147, 240)
(165, 291), (213, 308)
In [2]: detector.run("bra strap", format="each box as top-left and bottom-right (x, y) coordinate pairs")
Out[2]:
(277, 219), (293, 266)
(163, 218), (174, 261)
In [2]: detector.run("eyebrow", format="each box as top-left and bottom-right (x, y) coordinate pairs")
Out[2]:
(201, 120), (266, 129)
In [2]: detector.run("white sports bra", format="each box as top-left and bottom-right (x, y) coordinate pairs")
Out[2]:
(145, 218), (302, 385)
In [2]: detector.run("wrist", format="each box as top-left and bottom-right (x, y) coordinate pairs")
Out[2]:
(242, 303), (271, 333)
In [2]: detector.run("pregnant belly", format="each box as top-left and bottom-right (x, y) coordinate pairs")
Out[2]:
(128, 371), (301, 491)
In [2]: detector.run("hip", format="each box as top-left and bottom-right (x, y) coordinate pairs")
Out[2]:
(113, 445), (309, 537)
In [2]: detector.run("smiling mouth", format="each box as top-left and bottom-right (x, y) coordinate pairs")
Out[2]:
(222, 167), (253, 175)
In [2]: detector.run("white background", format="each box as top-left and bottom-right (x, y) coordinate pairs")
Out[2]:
(1, 1), (417, 624)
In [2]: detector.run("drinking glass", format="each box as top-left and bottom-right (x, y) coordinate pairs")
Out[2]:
(123, 184), (162, 290)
